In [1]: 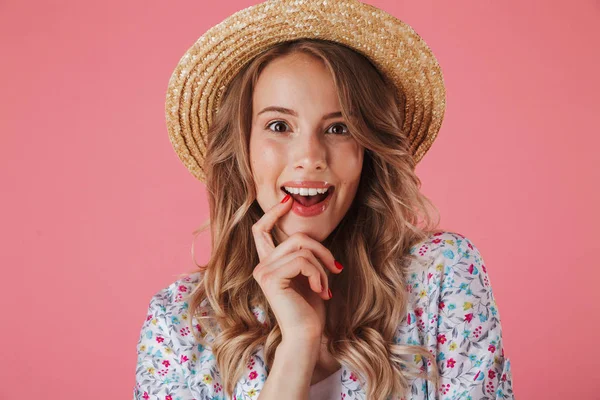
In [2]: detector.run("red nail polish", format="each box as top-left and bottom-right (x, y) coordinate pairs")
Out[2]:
(334, 260), (344, 270)
(328, 288), (332, 298)
(281, 194), (291, 203)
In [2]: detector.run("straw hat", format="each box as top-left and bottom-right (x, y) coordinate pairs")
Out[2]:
(165, 0), (446, 182)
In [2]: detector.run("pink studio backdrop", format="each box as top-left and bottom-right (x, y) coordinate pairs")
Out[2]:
(1, 0), (598, 398)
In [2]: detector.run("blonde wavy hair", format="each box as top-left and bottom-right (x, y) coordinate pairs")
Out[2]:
(185, 39), (443, 400)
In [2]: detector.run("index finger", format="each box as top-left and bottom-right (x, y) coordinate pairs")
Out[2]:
(252, 193), (294, 261)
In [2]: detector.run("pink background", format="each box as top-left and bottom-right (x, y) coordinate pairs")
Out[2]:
(1, 0), (598, 398)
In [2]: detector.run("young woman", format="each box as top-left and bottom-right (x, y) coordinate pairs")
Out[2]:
(134, 1), (514, 399)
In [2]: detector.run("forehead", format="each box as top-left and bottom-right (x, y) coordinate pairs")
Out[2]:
(252, 53), (340, 111)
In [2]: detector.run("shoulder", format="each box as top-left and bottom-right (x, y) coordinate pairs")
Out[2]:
(402, 230), (503, 331)
(134, 271), (211, 398)
(152, 270), (203, 304)
(141, 270), (205, 337)
(405, 230), (493, 292)
(145, 270), (215, 332)
(137, 271), (266, 398)
(403, 232), (514, 397)
(407, 230), (483, 270)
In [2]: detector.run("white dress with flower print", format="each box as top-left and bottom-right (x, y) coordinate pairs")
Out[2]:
(133, 231), (515, 399)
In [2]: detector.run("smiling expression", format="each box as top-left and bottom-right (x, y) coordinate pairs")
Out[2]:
(249, 52), (364, 242)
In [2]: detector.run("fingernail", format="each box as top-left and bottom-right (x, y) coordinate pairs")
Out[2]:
(334, 260), (344, 271)
(281, 194), (291, 203)
(328, 288), (332, 298)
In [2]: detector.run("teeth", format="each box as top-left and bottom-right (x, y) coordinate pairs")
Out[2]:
(284, 186), (329, 196)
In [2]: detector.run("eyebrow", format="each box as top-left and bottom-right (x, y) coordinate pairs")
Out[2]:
(256, 106), (343, 120)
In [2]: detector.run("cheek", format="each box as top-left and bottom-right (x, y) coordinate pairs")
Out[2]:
(250, 138), (284, 186)
(333, 143), (363, 182)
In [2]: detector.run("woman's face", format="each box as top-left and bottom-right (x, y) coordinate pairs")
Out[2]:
(249, 52), (364, 242)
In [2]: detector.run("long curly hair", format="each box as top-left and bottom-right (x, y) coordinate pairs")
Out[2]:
(185, 38), (443, 400)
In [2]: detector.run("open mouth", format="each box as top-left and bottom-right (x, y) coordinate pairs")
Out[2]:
(281, 185), (335, 207)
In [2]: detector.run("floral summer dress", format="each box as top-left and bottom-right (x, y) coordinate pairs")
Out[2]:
(133, 231), (515, 399)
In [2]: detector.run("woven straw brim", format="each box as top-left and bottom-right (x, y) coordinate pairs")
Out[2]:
(165, 0), (446, 182)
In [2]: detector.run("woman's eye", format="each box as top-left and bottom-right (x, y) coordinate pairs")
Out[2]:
(327, 123), (349, 135)
(266, 121), (289, 133)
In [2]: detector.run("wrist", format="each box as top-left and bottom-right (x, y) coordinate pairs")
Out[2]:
(278, 336), (320, 362)
(280, 335), (321, 349)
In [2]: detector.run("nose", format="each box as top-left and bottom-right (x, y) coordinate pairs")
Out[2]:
(292, 131), (327, 172)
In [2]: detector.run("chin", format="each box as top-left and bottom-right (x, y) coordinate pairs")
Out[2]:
(278, 217), (334, 243)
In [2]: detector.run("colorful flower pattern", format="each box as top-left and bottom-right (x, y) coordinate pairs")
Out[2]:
(134, 231), (514, 399)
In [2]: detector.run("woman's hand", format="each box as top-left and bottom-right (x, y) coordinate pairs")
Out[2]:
(252, 194), (343, 342)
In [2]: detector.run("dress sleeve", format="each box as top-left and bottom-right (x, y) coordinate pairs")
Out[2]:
(430, 234), (515, 399)
(133, 287), (195, 400)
